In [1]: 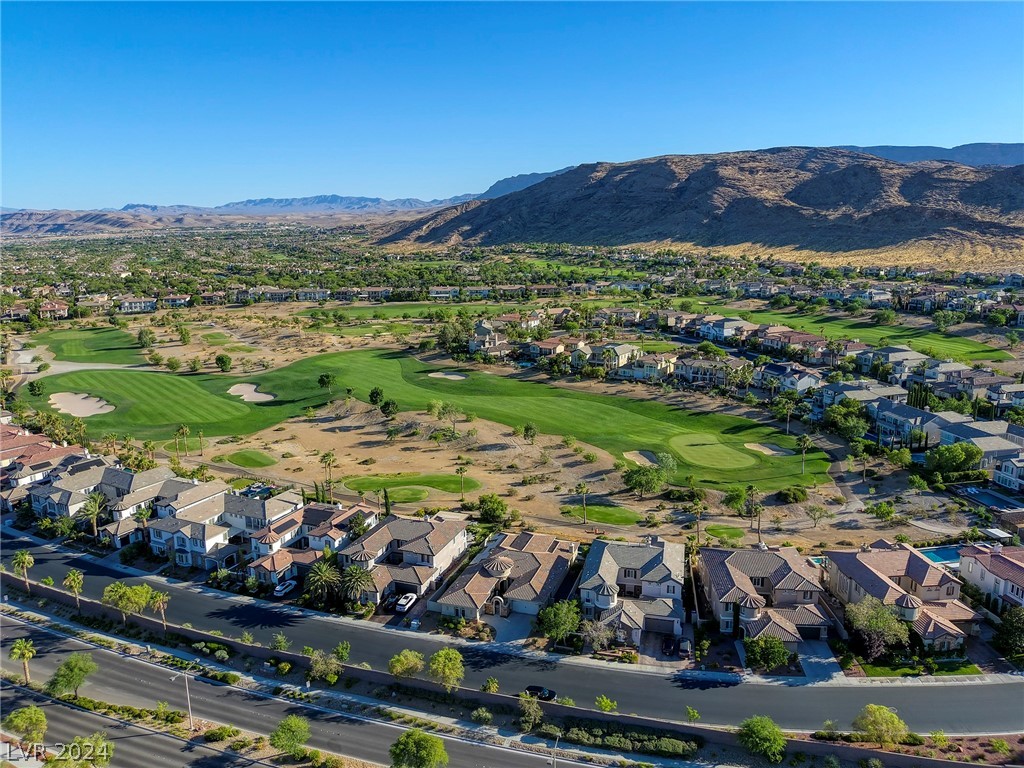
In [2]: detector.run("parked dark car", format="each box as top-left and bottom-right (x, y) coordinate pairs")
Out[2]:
(662, 636), (678, 657)
(524, 685), (557, 701)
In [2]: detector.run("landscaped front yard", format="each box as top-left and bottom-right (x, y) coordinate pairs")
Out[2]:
(858, 658), (983, 677)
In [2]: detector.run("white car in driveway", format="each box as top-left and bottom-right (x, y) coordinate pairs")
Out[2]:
(395, 593), (417, 613)
(273, 580), (297, 597)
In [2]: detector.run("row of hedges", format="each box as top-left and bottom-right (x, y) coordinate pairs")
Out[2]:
(555, 717), (703, 758)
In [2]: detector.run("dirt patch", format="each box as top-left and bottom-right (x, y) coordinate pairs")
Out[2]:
(48, 392), (115, 417)
(744, 442), (794, 457)
(624, 450), (659, 466)
(427, 372), (467, 381)
(228, 383), (275, 402)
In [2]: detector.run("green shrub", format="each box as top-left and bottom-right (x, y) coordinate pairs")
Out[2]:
(777, 486), (808, 504)
(470, 707), (493, 725)
(277, 661), (292, 675)
(205, 725), (241, 742)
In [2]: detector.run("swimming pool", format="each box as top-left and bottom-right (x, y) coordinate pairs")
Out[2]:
(919, 545), (962, 565)
(960, 487), (1024, 513)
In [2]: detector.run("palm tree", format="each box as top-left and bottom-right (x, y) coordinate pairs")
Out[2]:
(797, 434), (814, 474)
(692, 501), (707, 546)
(149, 590), (170, 631)
(338, 566), (374, 604)
(176, 424), (191, 457)
(319, 451), (336, 485)
(574, 482), (590, 525)
(774, 399), (796, 434)
(82, 492), (106, 538)
(0, 367), (14, 393)
(133, 508), (151, 530)
(143, 440), (156, 460)
(102, 433), (118, 454)
(305, 560), (341, 605)
(12, 549), (34, 593)
(455, 466), (468, 501)
(197, 430), (204, 457)
(63, 568), (85, 611)
(9, 638), (35, 684)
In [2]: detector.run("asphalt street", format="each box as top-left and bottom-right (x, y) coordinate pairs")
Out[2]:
(0, 617), (587, 768)
(4, 531), (1023, 735)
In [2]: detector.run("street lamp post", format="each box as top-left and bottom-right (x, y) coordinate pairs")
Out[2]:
(170, 657), (201, 732)
(548, 735), (560, 768)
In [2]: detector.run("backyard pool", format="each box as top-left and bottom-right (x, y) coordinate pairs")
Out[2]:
(960, 486), (1024, 513)
(918, 545), (962, 566)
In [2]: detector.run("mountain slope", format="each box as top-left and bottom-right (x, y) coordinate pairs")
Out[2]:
(840, 143), (1024, 167)
(381, 147), (1024, 264)
(477, 167), (575, 199)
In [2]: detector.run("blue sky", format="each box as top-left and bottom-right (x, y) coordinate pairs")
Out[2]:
(3, 2), (1022, 209)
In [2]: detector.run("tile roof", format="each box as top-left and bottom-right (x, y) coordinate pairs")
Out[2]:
(700, 546), (820, 604)
(580, 538), (685, 591)
(959, 545), (1024, 584)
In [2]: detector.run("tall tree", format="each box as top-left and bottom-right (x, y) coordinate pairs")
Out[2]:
(63, 568), (85, 611)
(149, 590), (171, 631)
(797, 433), (814, 474)
(82, 492), (106, 538)
(10, 638), (36, 684)
(318, 372), (338, 395)
(536, 600), (581, 644)
(45, 652), (98, 697)
(338, 566), (374, 603)
(573, 482), (590, 524)
(269, 715), (311, 759)
(305, 560), (341, 605)
(12, 549), (34, 593)
(455, 466), (468, 501)
(428, 648), (464, 693)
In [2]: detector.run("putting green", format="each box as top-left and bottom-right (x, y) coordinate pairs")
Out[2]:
(33, 328), (144, 365)
(561, 504), (641, 525)
(705, 524), (744, 541)
(344, 473), (481, 496)
(24, 349), (830, 490)
(669, 434), (757, 470)
(218, 450), (277, 469)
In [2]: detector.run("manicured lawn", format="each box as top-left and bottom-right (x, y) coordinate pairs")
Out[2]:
(697, 302), (1009, 361)
(561, 504), (641, 525)
(705, 524), (744, 541)
(343, 472), (482, 496)
(223, 344), (257, 353)
(33, 328), (144, 364)
(859, 659), (983, 677)
(217, 449), (277, 469)
(201, 332), (231, 345)
(25, 350), (829, 489)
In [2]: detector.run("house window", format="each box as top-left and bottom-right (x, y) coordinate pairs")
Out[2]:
(803, 591), (813, 600)
(967, 560), (973, 573)
(751, 577), (765, 587)
(666, 585), (676, 595)
(946, 585), (955, 596)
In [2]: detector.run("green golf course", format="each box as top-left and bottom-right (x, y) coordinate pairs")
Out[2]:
(24, 349), (830, 489)
(217, 449), (277, 469)
(697, 302), (1009, 361)
(33, 327), (145, 365)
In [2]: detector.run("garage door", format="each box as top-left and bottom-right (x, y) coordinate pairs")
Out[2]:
(646, 617), (678, 635)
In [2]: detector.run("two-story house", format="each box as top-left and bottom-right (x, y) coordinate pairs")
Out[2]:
(754, 362), (822, 395)
(578, 537), (686, 645)
(699, 546), (828, 651)
(338, 515), (470, 603)
(958, 544), (1024, 615)
(824, 540), (981, 651)
(614, 353), (677, 382)
(433, 531), (578, 620)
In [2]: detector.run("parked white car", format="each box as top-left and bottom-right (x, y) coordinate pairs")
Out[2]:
(395, 593), (417, 613)
(273, 580), (297, 597)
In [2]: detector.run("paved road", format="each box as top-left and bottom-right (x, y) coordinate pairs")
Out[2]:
(4, 531), (1024, 735)
(0, 685), (258, 768)
(0, 617), (585, 768)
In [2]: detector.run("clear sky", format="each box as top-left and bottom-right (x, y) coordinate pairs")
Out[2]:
(3, 1), (1022, 209)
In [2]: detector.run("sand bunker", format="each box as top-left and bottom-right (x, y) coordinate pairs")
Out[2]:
(745, 443), (794, 457)
(49, 392), (114, 417)
(428, 372), (467, 381)
(624, 450), (659, 466)
(228, 383), (275, 402)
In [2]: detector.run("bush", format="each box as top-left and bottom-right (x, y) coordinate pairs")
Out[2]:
(205, 725), (241, 742)
(901, 732), (926, 746)
(777, 486), (808, 504)
(277, 661), (292, 676)
(738, 715), (786, 763)
(470, 707), (493, 725)
(201, 670), (241, 685)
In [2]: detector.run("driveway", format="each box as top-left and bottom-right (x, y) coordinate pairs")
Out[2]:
(799, 640), (843, 681)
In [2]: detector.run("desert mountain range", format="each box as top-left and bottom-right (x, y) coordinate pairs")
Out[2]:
(3, 145), (1021, 266)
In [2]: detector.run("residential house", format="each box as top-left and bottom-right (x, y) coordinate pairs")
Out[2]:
(338, 515), (470, 603)
(939, 420), (1024, 469)
(987, 382), (1024, 416)
(433, 531), (578, 620)
(527, 339), (565, 359)
(362, 287), (393, 302)
(162, 295), (191, 309)
(463, 286), (491, 299)
(259, 287), (295, 303)
(754, 362), (823, 396)
(148, 506), (237, 571)
(36, 300), (69, 320)
(247, 502), (380, 586)
(699, 546), (829, 651)
(857, 346), (930, 377)
(824, 540), (981, 650)
(295, 288), (331, 302)
(873, 400), (971, 447)
(699, 317), (759, 344)
(992, 457), (1024, 493)
(959, 544), (1024, 614)
(615, 353), (677, 382)
(578, 537), (686, 645)
(117, 296), (157, 314)
(429, 286), (461, 301)
(674, 356), (751, 387)
(199, 291), (226, 305)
